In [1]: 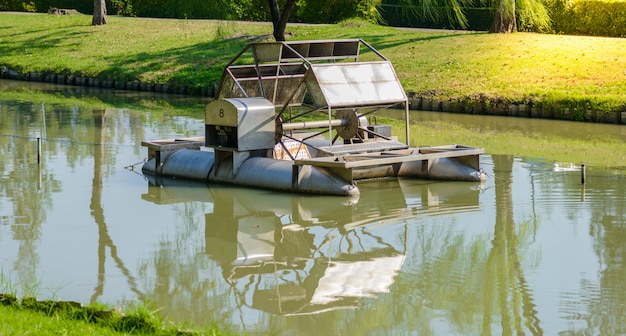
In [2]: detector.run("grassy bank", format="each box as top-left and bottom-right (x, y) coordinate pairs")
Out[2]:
(1, 13), (626, 120)
(0, 304), (138, 336)
(0, 294), (228, 335)
(0, 272), (228, 335)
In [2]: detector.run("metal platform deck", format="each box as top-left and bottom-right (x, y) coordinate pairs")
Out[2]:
(295, 144), (483, 169)
(316, 140), (409, 156)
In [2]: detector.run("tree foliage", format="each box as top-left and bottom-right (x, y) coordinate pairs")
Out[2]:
(7, 0), (623, 37)
(394, 0), (474, 29)
(129, 0), (231, 19)
(490, 0), (516, 32)
(6, 0), (35, 11)
(391, 0), (549, 33)
(296, 0), (383, 24)
(516, 0), (550, 32)
(548, 0), (626, 37)
(269, 0), (384, 40)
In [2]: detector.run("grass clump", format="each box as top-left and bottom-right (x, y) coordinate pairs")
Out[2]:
(0, 304), (126, 336)
(0, 272), (228, 335)
(0, 294), (209, 335)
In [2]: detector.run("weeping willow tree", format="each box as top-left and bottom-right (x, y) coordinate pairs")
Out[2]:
(488, 0), (551, 32)
(395, 0), (474, 29)
(491, 0), (516, 32)
(515, 0), (551, 32)
(395, 0), (550, 33)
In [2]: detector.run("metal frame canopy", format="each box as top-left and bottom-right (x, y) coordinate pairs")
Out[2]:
(215, 39), (411, 147)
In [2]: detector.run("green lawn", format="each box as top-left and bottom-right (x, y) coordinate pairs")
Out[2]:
(1, 13), (626, 113)
(0, 304), (133, 336)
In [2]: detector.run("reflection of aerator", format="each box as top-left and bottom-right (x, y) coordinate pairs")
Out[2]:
(199, 182), (479, 315)
(204, 207), (407, 315)
(141, 39), (486, 196)
(140, 176), (482, 315)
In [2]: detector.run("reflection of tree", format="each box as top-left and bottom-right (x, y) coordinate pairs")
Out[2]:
(583, 169), (626, 334)
(89, 109), (144, 303)
(136, 183), (418, 327)
(383, 155), (541, 335)
(484, 155), (541, 335)
(525, 161), (626, 334)
(1, 91), (203, 299)
(0, 101), (52, 290)
(132, 174), (493, 334)
(139, 201), (226, 324)
(136, 180), (487, 332)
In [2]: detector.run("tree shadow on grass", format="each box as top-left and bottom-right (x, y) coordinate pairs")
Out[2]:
(1, 15), (482, 89)
(0, 25), (96, 58)
(359, 31), (485, 54)
(99, 34), (271, 85)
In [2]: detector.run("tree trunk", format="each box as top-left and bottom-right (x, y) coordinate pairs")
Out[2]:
(268, 0), (297, 41)
(92, 0), (108, 25)
(490, 0), (516, 33)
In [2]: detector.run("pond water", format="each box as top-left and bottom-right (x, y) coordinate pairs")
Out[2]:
(1, 79), (625, 335)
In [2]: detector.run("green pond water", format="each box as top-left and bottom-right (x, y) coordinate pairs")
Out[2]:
(1, 79), (625, 335)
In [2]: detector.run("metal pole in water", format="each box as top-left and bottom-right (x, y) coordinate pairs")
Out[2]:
(37, 137), (42, 164)
(581, 163), (586, 184)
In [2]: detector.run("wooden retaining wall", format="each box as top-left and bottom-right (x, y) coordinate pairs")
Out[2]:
(406, 96), (626, 125)
(0, 68), (218, 97)
(2, 67), (625, 125)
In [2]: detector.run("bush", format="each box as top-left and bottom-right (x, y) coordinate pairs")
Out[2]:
(548, 0), (626, 37)
(297, 0), (383, 24)
(0, 0), (97, 14)
(231, 0), (270, 21)
(0, 0), (35, 11)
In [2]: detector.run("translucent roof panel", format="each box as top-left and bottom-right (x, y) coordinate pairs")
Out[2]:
(305, 62), (407, 108)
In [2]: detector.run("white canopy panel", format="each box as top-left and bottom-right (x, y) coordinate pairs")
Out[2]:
(310, 255), (406, 305)
(306, 62), (407, 108)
